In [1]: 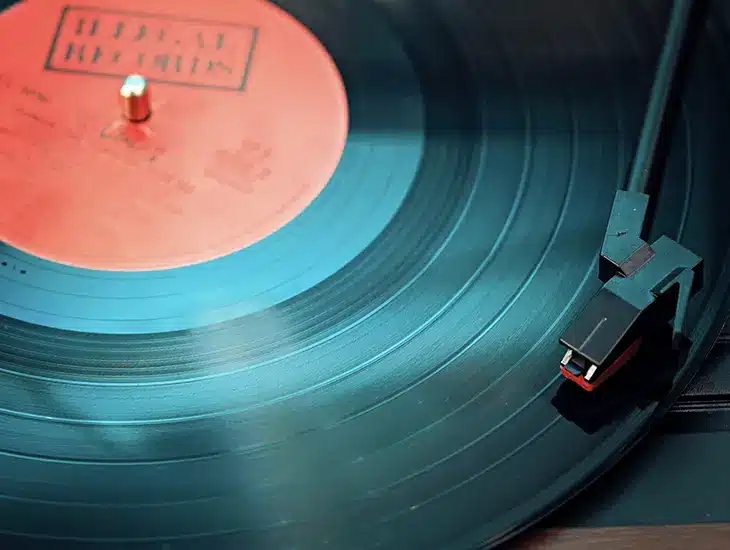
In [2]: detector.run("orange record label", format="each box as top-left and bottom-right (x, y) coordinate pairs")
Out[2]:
(0, 0), (349, 271)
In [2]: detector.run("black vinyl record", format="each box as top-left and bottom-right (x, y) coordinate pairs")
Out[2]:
(0, 0), (729, 549)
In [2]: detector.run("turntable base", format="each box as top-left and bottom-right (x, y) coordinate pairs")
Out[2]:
(515, 525), (730, 550)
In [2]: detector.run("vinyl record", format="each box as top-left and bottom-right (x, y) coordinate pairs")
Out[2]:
(0, 0), (729, 549)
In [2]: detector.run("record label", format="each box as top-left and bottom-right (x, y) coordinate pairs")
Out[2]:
(0, 0), (348, 271)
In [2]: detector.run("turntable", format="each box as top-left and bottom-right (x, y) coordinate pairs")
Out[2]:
(0, 0), (729, 549)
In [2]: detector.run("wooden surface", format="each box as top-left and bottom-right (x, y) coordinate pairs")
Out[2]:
(511, 525), (730, 549)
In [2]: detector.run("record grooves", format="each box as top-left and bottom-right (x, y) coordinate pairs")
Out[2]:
(0, 1), (729, 549)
